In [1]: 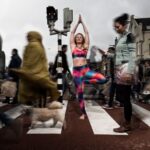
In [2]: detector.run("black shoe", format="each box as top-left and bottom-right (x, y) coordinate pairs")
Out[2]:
(113, 126), (131, 133)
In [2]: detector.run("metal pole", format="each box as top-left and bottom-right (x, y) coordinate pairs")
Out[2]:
(57, 33), (63, 102)
(0, 35), (5, 79)
(46, 6), (73, 103)
(0, 35), (2, 51)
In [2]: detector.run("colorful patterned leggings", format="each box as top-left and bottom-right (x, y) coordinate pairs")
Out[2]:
(73, 65), (107, 114)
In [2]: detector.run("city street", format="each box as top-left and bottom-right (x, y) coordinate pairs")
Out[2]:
(0, 99), (150, 150)
(0, 1), (150, 150)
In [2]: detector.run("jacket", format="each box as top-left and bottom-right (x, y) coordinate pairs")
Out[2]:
(11, 31), (60, 104)
(115, 32), (136, 74)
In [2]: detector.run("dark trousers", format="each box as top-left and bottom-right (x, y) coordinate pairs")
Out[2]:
(0, 112), (13, 126)
(13, 80), (19, 103)
(62, 74), (67, 95)
(108, 81), (116, 107)
(116, 84), (132, 122)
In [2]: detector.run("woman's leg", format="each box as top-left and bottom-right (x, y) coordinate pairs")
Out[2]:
(84, 70), (107, 84)
(122, 85), (132, 122)
(114, 84), (132, 132)
(115, 84), (124, 106)
(108, 82), (116, 107)
(74, 76), (86, 116)
(73, 67), (86, 119)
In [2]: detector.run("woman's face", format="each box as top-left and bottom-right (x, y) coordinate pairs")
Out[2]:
(114, 22), (126, 34)
(75, 33), (84, 44)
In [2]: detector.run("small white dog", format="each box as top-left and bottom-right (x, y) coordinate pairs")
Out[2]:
(23, 101), (66, 129)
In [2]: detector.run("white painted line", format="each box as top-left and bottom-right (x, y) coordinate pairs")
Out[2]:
(27, 120), (63, 134)
(0, 105), (24, 129)
(85, 100), (128, 135)
(132, 103), (150, 127)
(27, 100), (68, 134)
(57, 79), (62, 84)
(0, 102), (7, 107)
(5, 105), (24, 119)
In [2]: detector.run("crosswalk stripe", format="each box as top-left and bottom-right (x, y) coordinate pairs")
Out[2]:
(27, 100), (68, 134)
(132, 103), (150, 127)
(0, 105), (24, 128)
(85, 100), (128, 135)
(0, 102), (7, 107)
(4, 105), (24, 119)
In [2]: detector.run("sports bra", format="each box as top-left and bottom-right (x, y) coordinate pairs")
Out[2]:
(72, 48), (88, 59)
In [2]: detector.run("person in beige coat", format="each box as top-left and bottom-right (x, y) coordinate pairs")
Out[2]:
(11, 31), (60, 105)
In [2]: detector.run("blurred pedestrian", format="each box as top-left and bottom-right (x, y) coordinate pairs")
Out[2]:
(102, 47), (117, 109)
(52, 45), (71, 99)
(2, 49), (21, 104)
(11, 31), (60, 105)
(8, 49), (22, 104)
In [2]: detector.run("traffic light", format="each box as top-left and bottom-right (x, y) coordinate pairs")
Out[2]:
(46, 6), (58, 23)
(63, 8), (73, 29)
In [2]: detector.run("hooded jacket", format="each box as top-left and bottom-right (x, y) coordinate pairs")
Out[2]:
(11, 31), (60, 104)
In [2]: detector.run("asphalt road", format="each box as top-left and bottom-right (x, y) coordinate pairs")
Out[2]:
(0, 100), (150, 150)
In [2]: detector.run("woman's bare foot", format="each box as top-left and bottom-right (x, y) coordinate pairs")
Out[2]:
(79, 114), (86, 120)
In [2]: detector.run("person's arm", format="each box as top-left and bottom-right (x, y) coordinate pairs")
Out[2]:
(93, 46), (115, 58)
(126, 33), (136, 74)
(70, 18), (80, 50)
(121, 33), (136, 82)
(96, 48), (106, 55)
(79, 15), (90, 49)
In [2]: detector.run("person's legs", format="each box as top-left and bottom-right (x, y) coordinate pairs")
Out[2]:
(84, 70), (107, 84)
(123, 85), (132, 122)
(73, 66), (86, 119)
(78, 80), (86, 119)
(47, 80), (61, 102)
(68, 80), (76, 100)
(115, 84), (124, 107)
(83, 68), (108, 105)
(114, 85), (132, 133)
(108, 82), (116, 107)
(62, 73), (67, 95)
(74, 76), (86, 116)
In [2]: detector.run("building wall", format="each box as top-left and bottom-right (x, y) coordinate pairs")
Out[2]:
(129, 17), (150, 86)
(142, 31), (150, 58)
(129, 18), (150, 59)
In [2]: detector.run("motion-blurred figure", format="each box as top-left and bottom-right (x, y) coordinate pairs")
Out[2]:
(11, 31), (60, 105)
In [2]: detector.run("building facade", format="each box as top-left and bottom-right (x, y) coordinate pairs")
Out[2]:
(129, 15), (150, 60)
